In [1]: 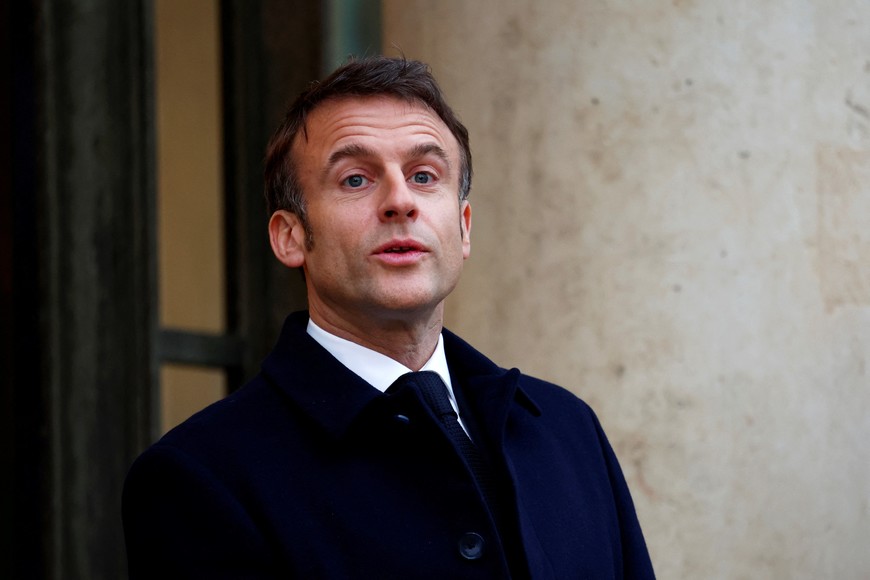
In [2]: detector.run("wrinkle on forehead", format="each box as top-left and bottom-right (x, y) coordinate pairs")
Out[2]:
(293, 96), (459, 169)
(325, 142), (452, 176)
(300, 96), (449, 140)
(297, 95), (436, 142)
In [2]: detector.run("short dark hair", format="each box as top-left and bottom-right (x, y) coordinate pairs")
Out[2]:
(263, 56), (473, 225)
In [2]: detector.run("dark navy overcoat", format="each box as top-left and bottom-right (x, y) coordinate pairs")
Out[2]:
(123, 312), (655, 579)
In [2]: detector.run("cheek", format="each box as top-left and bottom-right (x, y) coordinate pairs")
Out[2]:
(309, 203), (366, 249)
(322, 224), (369, 266)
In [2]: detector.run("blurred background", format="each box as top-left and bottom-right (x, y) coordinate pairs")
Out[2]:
(2, 0), (868, 578)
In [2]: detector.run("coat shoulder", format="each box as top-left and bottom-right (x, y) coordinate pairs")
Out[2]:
(516, 372), (590, 406)
(153, 374), (285, 458)
(513, 371), (600, 426)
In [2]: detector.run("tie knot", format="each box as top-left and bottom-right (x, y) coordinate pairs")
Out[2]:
(393, 371), (456, 419)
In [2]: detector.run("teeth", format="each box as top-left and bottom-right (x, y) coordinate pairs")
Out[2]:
(385, 247), (411, 253)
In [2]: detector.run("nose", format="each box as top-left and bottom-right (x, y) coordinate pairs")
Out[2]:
(378, 170), (418, 222)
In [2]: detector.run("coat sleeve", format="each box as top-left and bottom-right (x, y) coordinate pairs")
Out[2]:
(122, 443), (281, 579)
(589, 410), (657, 579)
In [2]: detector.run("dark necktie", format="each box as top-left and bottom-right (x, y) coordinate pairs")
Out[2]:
(391, 371), (500, 521)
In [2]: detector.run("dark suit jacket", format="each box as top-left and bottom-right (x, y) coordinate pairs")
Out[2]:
(123, 311), (654, 579)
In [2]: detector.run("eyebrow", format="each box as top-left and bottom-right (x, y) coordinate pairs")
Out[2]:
(408, 143), (452, 169)
(325, 143), (376, 173)
(322, 142), (453, 178)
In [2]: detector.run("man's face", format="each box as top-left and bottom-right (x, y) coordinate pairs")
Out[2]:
(276, 96), (471, 327)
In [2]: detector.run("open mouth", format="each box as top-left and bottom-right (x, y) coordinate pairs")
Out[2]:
(374, 239), (426, 258)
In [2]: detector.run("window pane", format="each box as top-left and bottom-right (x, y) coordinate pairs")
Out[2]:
(160, 364), (226, 434)
(154, 0), (226, 433)
(155, 0), (225, 334)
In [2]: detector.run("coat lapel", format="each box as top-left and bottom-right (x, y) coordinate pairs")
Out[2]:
(260, 311), (385, 440)
(442, 328), (541, 449)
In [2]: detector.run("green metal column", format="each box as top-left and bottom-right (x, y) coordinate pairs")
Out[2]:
(322, 0), (382, 73)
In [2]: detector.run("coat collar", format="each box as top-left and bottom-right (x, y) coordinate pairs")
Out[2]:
(442, 326), (542, 445)
(261, 311), (541, 441)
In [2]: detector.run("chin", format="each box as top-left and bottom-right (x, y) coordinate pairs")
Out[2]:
(371, 292), (445, 317)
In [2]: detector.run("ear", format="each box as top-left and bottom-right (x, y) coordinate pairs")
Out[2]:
(269, 210), (307, 268)
(460, 200), (472, 259)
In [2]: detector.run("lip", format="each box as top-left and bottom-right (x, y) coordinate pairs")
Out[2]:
(372, 238), (429, 265)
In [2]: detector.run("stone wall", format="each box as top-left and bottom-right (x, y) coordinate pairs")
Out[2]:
(383, 1), (870, 577)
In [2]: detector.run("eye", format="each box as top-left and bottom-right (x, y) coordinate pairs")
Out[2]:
(343, 174), (368, 188)
(411, 172), (432, 184)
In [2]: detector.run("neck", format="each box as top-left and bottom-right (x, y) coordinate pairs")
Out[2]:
(308, 302), (444, 371)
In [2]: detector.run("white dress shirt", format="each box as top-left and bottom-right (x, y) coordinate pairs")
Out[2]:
(306, 318), (469, 432)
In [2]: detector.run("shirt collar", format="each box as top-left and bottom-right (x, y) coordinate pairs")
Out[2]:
(306, 317), (455, 397)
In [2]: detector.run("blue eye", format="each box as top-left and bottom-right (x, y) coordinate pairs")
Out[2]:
(412, 172), (431, 184)
(344, 175), (366, 188)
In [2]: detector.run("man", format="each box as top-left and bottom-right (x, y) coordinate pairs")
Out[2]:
(123, 57), (655, 579)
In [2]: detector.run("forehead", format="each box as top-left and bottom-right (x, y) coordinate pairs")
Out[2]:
(292, 96), (459, 164)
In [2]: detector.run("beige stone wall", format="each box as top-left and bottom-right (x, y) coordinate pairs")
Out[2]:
(384, 1), (870, 577)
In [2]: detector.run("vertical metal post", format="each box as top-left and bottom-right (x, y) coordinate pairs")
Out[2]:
(220, 0), (325, 388)
(322, 0), (382, 73)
